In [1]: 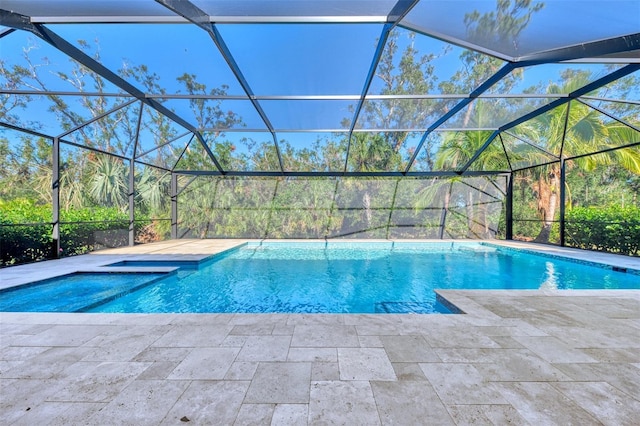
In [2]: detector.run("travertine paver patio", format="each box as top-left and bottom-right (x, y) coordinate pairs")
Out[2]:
(1, 240), (639, 425)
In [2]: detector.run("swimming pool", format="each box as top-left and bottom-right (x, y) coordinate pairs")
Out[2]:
(2, 242), (638, 314)
(0, 272), (169, 313)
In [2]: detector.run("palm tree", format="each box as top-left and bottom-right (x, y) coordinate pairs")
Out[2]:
(136, 167), (170, 214)
(88, 155), (128, 210)
(513, 73), (640, 242)
(418, 101), (509, 238)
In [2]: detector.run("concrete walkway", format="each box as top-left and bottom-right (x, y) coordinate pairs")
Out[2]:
(1, 240), (639, 425)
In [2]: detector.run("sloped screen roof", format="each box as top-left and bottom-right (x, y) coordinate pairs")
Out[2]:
(1, 0), (639, 176)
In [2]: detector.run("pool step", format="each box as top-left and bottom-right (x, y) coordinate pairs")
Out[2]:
(375, 301), (444, 314)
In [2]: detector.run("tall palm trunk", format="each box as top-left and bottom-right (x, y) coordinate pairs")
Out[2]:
(439, 184), (453, 238)
(533, 166), (560, 243)
(466, 192), (475, 237)
(363, 192), (372, 229)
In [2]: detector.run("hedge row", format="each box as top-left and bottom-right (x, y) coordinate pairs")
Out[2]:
(565, 205), (640, 256)
(3, 199), (638, 266)
(0, 199), (140, 267)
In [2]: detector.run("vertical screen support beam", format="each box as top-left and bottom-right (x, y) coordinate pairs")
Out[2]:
(128, 158), (136, 246)
(559, 159), (566, 247)
(505, 172), (513, 240)
(385, 178), (400, 239)
(324, 178), (341, 239)
(344, 22), (393, 173)
(439, 180), (454, 239)
(171, 172), (178, 239)
(52, 136), (61, 258)
(264, 178), (281, 239)
(128, 103), (144, 246)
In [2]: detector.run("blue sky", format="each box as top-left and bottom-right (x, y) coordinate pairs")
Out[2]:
(0, 18), (636, 168)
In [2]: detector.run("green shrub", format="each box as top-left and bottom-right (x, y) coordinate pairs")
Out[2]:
(0, 199), (154, 266)
(566, 205), (640, 256)
(0, 199), (53, 266)
(59, 207), (130, 256)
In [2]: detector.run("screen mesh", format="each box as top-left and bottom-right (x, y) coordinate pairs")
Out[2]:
(176, 175), (507, 239)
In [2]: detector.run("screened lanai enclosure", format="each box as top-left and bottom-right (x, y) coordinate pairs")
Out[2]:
(1, 0), (639, 266)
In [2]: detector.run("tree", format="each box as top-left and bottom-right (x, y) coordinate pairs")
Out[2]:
(87, 154), (128, 210)
(0, 133), (52, 204)
(176, 73), (244, 170)
(421, 102), (508, 238)
(0, 35), (244, 245)
(352, 30), (450, 171)
(441, 0), (545, 129)
(513, 72), (640, 242)
(463, 0), (544, 57)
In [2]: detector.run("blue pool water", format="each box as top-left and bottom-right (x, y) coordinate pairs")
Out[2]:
(1, 242), (638, 314)
(0, 272), (168, 312)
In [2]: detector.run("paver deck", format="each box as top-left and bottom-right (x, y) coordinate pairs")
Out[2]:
(1, 240), (639, 425)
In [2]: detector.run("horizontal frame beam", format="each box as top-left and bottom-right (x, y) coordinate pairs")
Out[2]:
(565, 141), (640, 162)
(0, 89), (572, 101)
(0, 89), (133, 97)
(0, 120), (53, 139)
(580, 96), (640, 106)
(57, 99), (138, 138)
(511, 140), (640, 172)
(576, 99), (640, 133)
(502, 130), (560, 160)
(517, 33), (640, 65)
(59, 138), (131, 162)
(136, 131), (192, 159)
(194, 127), (500, 133)
(511, 159), (561, 173)
(172, 170), (509, 178)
